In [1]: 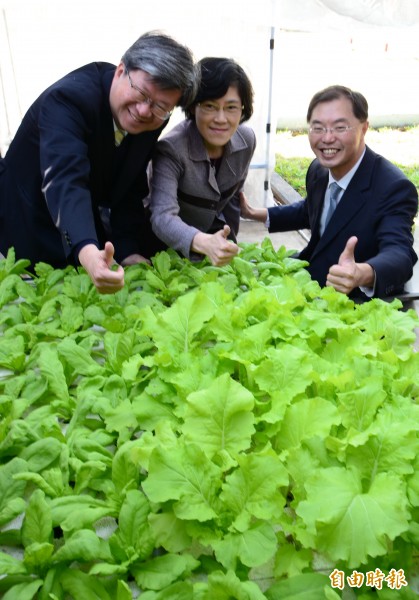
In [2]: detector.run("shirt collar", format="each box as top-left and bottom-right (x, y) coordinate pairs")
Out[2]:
(328, 147), (366, 190)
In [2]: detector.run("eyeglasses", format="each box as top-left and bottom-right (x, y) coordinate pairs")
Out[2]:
(309, 125), (355, 136)
(197, 101), (244, 116)
(126, 71), (173, 120)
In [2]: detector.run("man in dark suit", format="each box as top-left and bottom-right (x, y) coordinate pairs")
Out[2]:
(240, 85), (418, 300)
(0, 31), (197, 293)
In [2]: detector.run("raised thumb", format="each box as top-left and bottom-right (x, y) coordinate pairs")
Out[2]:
(222, 225), (231, 239)
(338, 236), (358, 265)
(103, 241), (115, 267)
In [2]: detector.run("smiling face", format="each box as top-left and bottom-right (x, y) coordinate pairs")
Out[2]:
(308, 96), (369, 180)
(109, 63), (181, 134)
(194, 85), (243, 158)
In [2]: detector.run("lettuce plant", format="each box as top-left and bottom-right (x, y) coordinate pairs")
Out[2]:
(0, 241), (418, 599)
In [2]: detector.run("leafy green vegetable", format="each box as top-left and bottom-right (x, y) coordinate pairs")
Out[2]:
(0, 241), (418, 597)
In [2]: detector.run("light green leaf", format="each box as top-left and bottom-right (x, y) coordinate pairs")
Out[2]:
(0, 334), (26, 371)
(57, 337), (103, 376)
(53, 528), (111, 562)
(276, 397), (340, 450)
(0, 457), (28, 519)
(265, 573), (331, 600)
(143, 287), (217, 354)
(36, 344), (69, 402)
(2, 579), (43, 600)
(115, 489), (154, 558)
(182, 373), (255, 457)
(104, 330), (136, 373)
(23, 541), (54, 569)
(296, 467), (410, 566)
(22, 489), (52, 546)
(60, 569), (112, 600)
(337, 377), (387, 431)
(132, 553), (200, 591)
(253, 345), (314, 402)
(148, 510), (192, 553)
(213, 522), (277, 569)
(142, 443), (222, 521)
(0, 550), (27, 575)
(220, 451), (288, 527)
(206, 569), (267, 600)
(20, 437), (63, 472)
(274, 543), (312, 578)
(116, 579), (133, 600)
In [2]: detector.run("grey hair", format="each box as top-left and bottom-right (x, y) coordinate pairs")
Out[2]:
(121, 30), (199, 107)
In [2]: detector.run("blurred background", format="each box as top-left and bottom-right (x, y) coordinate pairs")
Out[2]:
(1, 0), (418, 207)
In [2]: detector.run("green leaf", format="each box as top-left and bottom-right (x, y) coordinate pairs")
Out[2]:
(2, 579), (43, 600)
(296, 467), (410, 566)
(0, 550), (27, 575)
(21, 489), (52, 546)
(36, 344), (69, 402)
(60, 569), (112, 600)
(0, 458), (28, 523)
(182, 373), (255, 458)
(20, 437), (63, 472)
(253, 345), (314, 402)
(0, 334), (26, 371)
(276, 397), (340, 450)
(213, 522), (277, 569)
(220, 451), (288, 528)
(265, 573), (331, 600)
(205, 569), (267, 600)
(132, 553), (200, 591)
(53, 529), (111, 562)
(57, 337), (103, 376)
(23, 541), (54, 569)
(148, 510), (192, 553)
(115, 489), (154, 558)
(143, 287), (217, 354)
(142, 442), (222, 521)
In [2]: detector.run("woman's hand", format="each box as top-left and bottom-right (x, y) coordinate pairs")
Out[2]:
(191, 225), (239, 266)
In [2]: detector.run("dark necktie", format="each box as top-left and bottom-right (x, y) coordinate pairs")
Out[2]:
(323, 182), (342, 232)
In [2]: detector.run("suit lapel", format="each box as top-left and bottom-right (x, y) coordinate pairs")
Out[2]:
(311, 147), (374, 258)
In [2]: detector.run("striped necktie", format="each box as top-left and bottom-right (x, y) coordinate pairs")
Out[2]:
(323, 182), (342, 232)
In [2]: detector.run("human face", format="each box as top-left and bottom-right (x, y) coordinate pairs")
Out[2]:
(194, 86), (243, 158)
(308, 96), (368, 180)
(109, 63), (181, 134)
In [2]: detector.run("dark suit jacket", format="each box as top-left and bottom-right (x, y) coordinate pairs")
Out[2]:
(149, 119), (256, 258)
(268, 146), (418, 298)
(0, 62), (166, 268)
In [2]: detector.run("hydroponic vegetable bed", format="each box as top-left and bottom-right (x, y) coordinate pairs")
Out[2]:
(0, 240), (418, 599)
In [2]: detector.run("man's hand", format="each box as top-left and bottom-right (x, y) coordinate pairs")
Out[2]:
(78, 242), (125, 294)
(239, 191), (268, 222)
(191, 225), (239, 266)
(120, 253), (151, 267)
(326, 236), (375, 295)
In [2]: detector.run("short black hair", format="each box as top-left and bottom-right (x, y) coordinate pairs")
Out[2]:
(307, 85), (368, 123)
(184, 57), (253, 122)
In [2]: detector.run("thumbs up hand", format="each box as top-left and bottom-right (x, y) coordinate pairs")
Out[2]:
(191, 225), (239, 266)
(326, 236), (374, 295)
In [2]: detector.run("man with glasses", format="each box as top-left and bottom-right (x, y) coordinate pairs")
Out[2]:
(0, 31), (197, 293)
(240, 85), (418, 300)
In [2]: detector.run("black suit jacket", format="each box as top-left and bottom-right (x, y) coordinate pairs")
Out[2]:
(268, 146), (418, 298)
(0, 62), (166, 268)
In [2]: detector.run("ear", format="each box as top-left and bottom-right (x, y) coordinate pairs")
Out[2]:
(361, 120), (369, 135)
(114, 62), (126, 80)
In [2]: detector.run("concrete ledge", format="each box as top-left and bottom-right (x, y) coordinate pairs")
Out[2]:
(270, 172), (310, 242)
